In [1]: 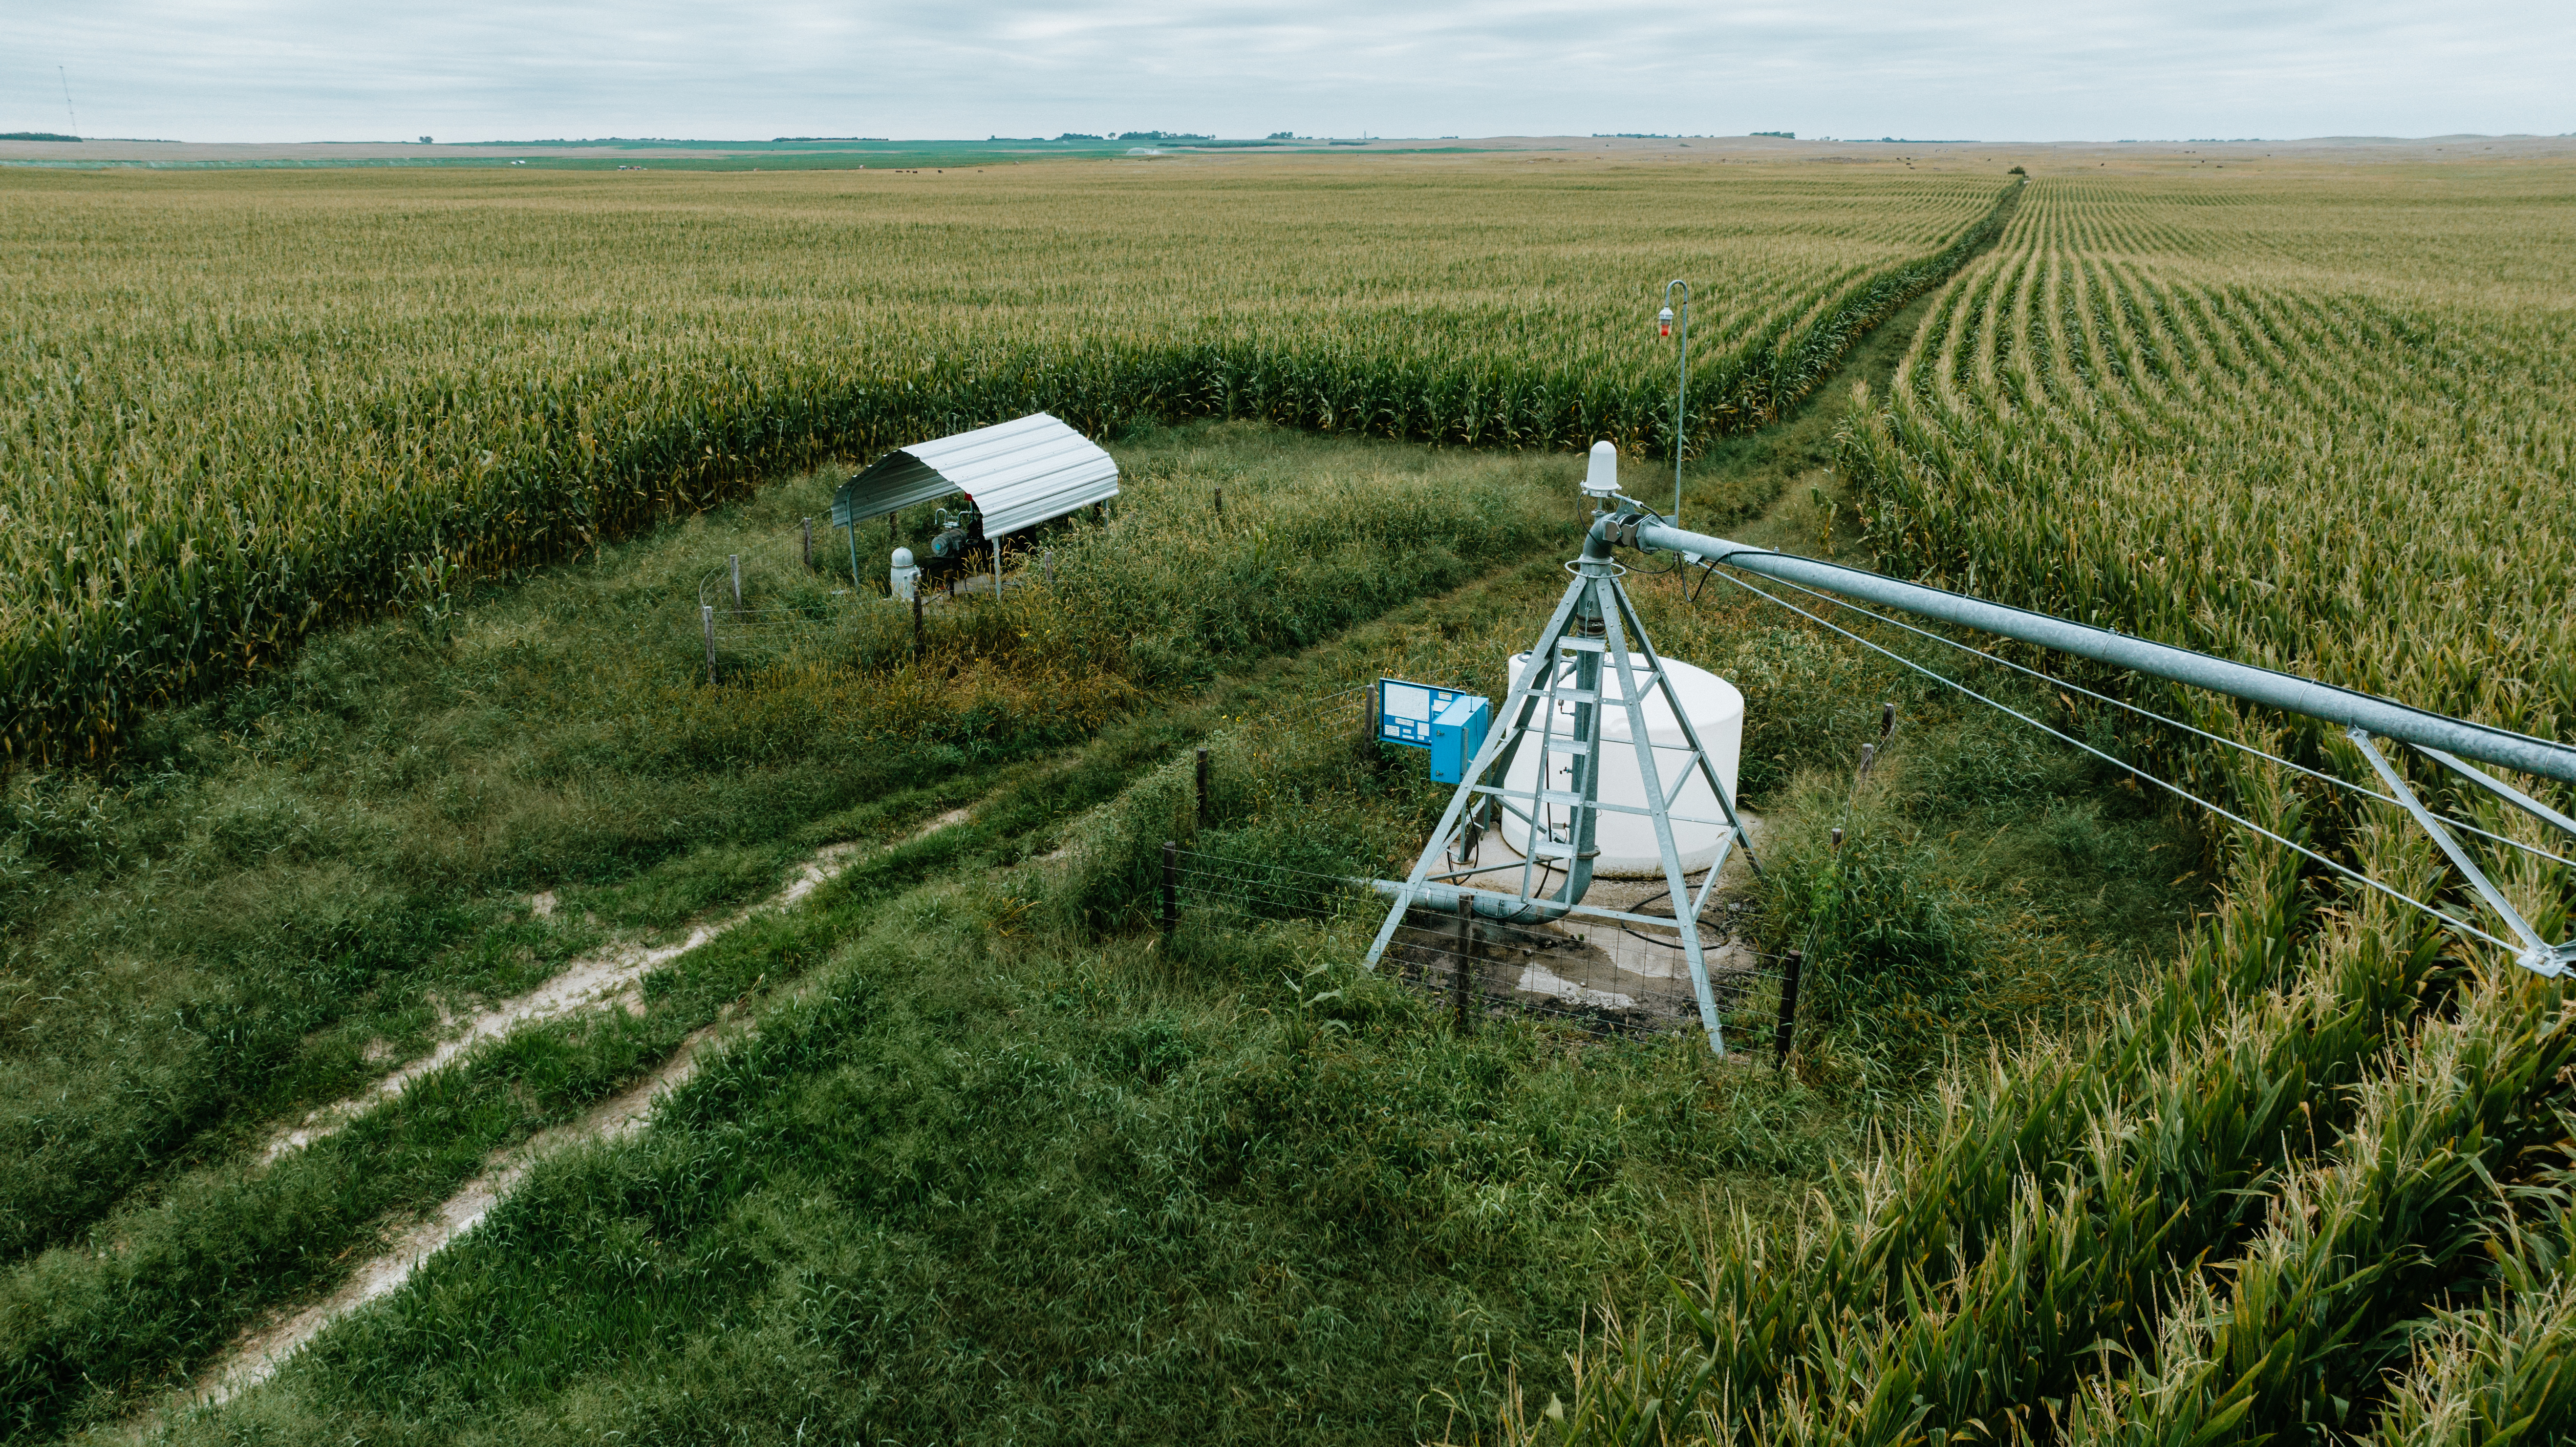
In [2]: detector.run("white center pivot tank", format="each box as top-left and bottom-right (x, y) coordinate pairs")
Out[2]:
(1497, 651), (1745, 877)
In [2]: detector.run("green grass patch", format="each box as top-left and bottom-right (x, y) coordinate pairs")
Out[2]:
(0, 424), (1581, 1271)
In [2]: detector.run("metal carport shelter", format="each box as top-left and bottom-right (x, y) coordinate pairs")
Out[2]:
(831, 410), (1119, 553)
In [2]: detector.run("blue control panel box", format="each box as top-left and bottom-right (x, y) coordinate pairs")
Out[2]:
(1377, 678), (1469, 749)
(1431, 694), (1492, 784)
(1377, 678), (1491, 783)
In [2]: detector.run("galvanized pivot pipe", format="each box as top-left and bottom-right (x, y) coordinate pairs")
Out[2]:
(1616, 517), (2576, 786)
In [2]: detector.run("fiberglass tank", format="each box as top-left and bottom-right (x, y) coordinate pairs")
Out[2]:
(1496, 651), (1745, 877)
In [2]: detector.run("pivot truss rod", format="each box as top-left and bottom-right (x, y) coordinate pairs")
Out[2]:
(1604, 499), (2575, 978)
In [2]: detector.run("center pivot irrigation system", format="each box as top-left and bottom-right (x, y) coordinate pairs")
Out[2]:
(1366, 443), (2576, 1055)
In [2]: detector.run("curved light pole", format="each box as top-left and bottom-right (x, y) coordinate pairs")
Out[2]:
(1657, 279), (1690, 527)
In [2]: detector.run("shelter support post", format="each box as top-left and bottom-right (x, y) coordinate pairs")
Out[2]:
(1775, 950), (1802, 1068)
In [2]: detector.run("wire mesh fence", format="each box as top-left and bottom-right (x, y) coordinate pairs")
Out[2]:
(1162, 844), (1803, 1061)
(683, 541), (1072, 681)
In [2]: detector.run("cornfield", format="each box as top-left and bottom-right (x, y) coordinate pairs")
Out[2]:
(1540, 165), (2576, 1444)
(0, 162), (2013, 766)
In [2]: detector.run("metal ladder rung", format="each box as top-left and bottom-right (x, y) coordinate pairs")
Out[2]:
(1555, 637), (1607, 653)
(1475, 785), (1588, 807)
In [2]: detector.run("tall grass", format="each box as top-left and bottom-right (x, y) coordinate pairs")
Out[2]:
(0, 426), (1576, 1281)
(0, 529), (1879, 1442)
(85, 543), (2194, 1446)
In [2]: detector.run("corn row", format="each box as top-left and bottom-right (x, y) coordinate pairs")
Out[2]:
(1843, 179), (2576, 758)
(2368, 1196), (2576, 1447)
(1543, 763), (2386, 1445)
(1823, 171), (2576, 1440)
(1541, 166), (2576, 1445)
(0, 167), (2015, 766)
(1773, 824), (2455, 1446)
(2058, 971), (2576, 1446)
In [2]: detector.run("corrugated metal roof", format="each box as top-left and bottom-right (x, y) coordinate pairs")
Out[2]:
(830, 412), (1119, 539)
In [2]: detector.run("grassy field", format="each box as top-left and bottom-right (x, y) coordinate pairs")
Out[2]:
(0, 426), (1569, 1266)
(15, 152), (2562, 1445)
(1545, 162), (2576, 1445)
(0, 159), (2013, 765)
(0, 401), (2195, 1441)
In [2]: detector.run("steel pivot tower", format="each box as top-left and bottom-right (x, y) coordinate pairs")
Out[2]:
(1364, 444), (1761, 1051)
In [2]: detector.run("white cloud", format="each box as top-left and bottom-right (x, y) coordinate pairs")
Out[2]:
(5, 0), (2569, 142)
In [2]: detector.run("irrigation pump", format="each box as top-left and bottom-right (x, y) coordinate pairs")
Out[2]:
(1365, 442), (1763, 1053)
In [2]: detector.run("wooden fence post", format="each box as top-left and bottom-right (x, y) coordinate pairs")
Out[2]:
(802, 516), (812, 570)
(1455, 895), (1475, 1033)
(1775, 949), (1803, 1068)
(701, 604), (717, 685)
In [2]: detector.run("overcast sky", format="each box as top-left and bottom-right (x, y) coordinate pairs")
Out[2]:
(5, 0), (2569, 144)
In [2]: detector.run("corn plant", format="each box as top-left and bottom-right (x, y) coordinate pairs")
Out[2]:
(0, 164), (2013, 768)
(1542, 164), (2576, 1446)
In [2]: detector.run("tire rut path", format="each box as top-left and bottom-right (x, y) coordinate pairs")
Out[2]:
(170, 807), (974, 1418)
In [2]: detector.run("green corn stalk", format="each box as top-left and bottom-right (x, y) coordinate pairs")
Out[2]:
(2367, 1191), (2576, 1447)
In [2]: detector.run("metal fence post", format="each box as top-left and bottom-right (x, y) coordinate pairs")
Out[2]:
(1455, 895), (1475, 1033)
(802, 516), (812, 570)
(1195, 747), (1210, 832)
(1160, 841), (1179, 938)
(911, 589), (924, 661)
(701, 603), (717, 684)
(1775, 949), (1803, 1068)
(729, 554), (742, 616)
